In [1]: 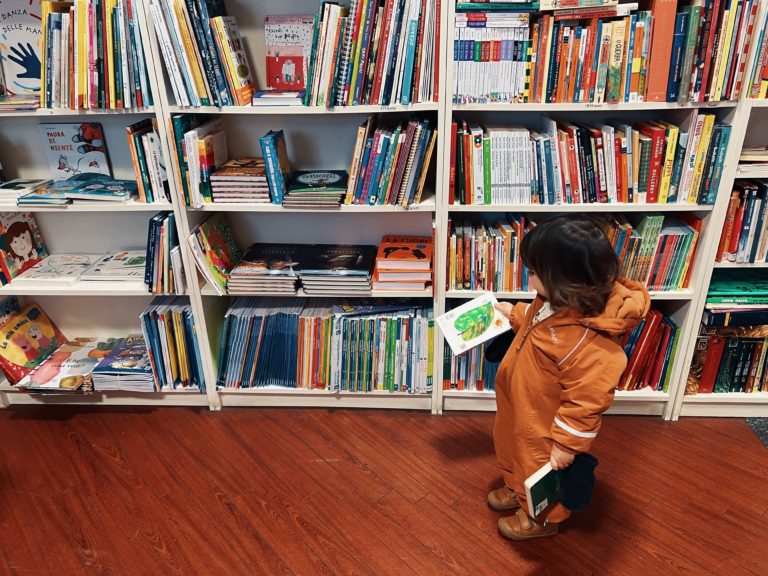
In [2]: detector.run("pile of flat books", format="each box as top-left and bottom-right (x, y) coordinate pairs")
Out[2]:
(0, 179), (50, 206)
(92, 335), (155, 392)
(372, 235), (433, 292)
(15, 250), (148, 287)
(282, 170), (348, 208)
(0, 94), (39, 111)
(300, 244), (376, 295)
(210, 158), (271, 204)
(227, 244), (301, 295)
(16, 174), (139, 206)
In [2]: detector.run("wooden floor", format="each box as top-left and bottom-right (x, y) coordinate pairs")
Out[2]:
(0, 407), (766, 576)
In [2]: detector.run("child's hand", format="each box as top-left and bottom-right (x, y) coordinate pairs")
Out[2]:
(550, 443), (575, 470)
(494, 301), (513, 318)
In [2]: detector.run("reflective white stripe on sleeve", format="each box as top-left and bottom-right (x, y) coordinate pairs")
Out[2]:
(554, 417), (597, 439)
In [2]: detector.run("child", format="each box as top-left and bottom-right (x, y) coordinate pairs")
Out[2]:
(489, 216), (649, 540)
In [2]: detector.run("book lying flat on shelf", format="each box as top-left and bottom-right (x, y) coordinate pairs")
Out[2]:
(0, 179), (50, 205)
(39, 123), (111, 179)
(437, 293), (512, 356)
(14, 338), (107, 393)
(524, 462), (562, 519)
(92, 335), (156, 392)
(80, 251), (147, 281)
(251, 90), (305, 106)
(283, 170), (348, 207)
(14, 254), (102, 287)
(740, 147), (768, 161)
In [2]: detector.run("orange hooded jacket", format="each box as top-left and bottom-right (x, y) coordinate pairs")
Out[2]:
(494, 279), (650, 523)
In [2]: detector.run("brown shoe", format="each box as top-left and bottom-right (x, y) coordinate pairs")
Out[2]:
(498, 509), (559, 540)
(487, 486), (521, 511)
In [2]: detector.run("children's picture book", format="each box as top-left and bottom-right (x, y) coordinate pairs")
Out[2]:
(186, 213), (242, 296)
(14, 254), (102, 286)
(0, 212), (48, 282)
(437, 293), (512, 355)
(39, 123), (112, 179)
(0, 0), (43, 95)
(376, 235), (433, 271)
(211, 16), (255, 106)
(287, 170), (348, 193)
(65, 178), (138, 202)
(524, 462), (563, 519)
(93, 334), (155, 392)
(301, 244), (377, 277)
(80, 251), (147, 281)
(14, 338), (108, 393)
(0, 303), (66, 385)
(0, 178), (51, 205)
(264, 15), (314, 91)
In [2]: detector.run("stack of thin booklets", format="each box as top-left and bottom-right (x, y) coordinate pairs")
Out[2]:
(210, 158), (271, 204)
(92, 335), (156, 392)
(0, 94), (39, 111)
(17, 174), (139, 206)
(282, 170), (348, 208)
(228, 244), (301, 295)
(0, 179), (50, 206)
(300, 244), (376, 295)
(372, 235), (433, 291)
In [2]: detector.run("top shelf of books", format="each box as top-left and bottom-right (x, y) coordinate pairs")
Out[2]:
(166, 103), (439, 116)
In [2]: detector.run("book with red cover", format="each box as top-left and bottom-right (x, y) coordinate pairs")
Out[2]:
(620, 309), (662, 390)
(642, 0), (681, 102)
(698, 334), (726, 393)
(717, 190), (741, 261)
(449, 121), (457, 204)
(635, 123), (666, 203)
(727, 186), (749, 255)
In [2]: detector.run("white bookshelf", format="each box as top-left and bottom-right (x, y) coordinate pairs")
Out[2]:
(1, 0), (766, 419)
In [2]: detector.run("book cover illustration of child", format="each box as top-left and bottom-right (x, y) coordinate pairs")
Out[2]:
(0, 212), (48, 281)
(0, 303), (66, 384)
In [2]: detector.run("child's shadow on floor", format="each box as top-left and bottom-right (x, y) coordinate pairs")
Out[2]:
(431, 429), (496, 460)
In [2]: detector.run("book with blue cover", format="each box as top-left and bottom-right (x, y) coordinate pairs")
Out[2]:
(259, 129), (293, 203)
(93, 334), (156, 392)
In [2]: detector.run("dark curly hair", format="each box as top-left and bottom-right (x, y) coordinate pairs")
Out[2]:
(521, 215), (619, 316)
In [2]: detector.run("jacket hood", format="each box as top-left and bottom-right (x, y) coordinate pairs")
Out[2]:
(579, 278), (650, 337)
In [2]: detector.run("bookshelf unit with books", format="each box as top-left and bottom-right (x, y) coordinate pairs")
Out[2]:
(434, 0), (766, 419)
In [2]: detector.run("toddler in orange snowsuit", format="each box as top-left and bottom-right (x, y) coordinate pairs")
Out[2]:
(490, 216), (649, 540)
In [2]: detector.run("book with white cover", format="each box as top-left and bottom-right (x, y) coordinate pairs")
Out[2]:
(80, 251), (147, 281)
(14, 254), (102, 286)
(436, 293), (511, 355)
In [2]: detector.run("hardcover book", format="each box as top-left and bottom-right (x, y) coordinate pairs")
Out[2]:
(14, 254), (102, 286)
(93, 334), (155, 391)
(524, 462), (563, 518)
(186, 213), (242, 295)
(39, 123), (112, 180)
(375, 235), (433, 271)
(264, 15), (314, 91)
(0, 303), (66, 385)
(0, 212), (48, 281)
(437, 293), (512, 355)
(301, 244), (377, 277)
(14, 338), (110, 393)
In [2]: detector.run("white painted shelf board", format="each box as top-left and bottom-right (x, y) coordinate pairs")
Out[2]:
(0, 280), (153, 297)
(452, 101), (736, 112)
(682, 392), (768, 404)
(201, 284), (433, 298)
(735, 166), (768, 178)
(0, 202), (174, 212)
(168, 103), (439, 115)
(0, 107), (154, 117)
(749, 99), (768, 108)
(218, 388), (432, 409)
(190, 195), (436, 213)
(713, 261), (768, 268)
(448, 203), (715, 213)
(446, 290), (694, 301)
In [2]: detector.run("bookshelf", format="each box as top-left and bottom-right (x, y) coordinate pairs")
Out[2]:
(0, 0), (766, 419)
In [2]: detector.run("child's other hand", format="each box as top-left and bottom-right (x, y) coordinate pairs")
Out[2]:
(550, 443), (575, 470)
(494, 302), (513, 318)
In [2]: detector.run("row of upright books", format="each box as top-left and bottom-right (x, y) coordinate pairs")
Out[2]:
(0, 297), (203, 393)
(149, 0), (255, 106)
(294, 0), (440, 107)
(443, 340), (500, 391)
(447, 213), (701, 293)
(449, 113), (730, 206)
(40, 0), (153, 109)
(716, 181), (768, 264)
(747, 2), (768, 98)
(217, 297), (433, 393)
(453, 0), (759, 104)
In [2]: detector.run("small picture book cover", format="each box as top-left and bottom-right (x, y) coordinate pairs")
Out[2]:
(14, 254), (102, 286)
(264, 14), (314, 91)
(437, 293), (512, 355)
(211, 157), (267, 180)
(0, 0), (43, 95)
(301, 244), (377, 276)
(524, 462), (563, 519)
(233, 243), (302, 276)
(0, 212), (48, 281)
(0, 178), (50, 193)
(80, 250), (147, 281)
(66, 178), (138, 202)
(376, 235), (433, 271)
(0, 303), (66, 385)
(93, 334), (154, 376)
(14, 338), (107, 392)
(187, 213), (242, 295)
(287, 170), (349, 193)
(39, 123), (112, 180)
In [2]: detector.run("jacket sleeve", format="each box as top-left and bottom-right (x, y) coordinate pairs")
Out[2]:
(550, 336), (627, 453)
(511, 302), (530, 334)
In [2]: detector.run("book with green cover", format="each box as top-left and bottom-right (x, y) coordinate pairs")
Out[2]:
(524, 462), (562, 518)
(707, 270), (768, 297)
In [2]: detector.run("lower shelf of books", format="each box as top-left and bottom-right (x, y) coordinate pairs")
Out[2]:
(0, 388), (210, 408)
(217, 388), (433, 410)
(440, 389), (669, 416)
(679, 392), (768, 417)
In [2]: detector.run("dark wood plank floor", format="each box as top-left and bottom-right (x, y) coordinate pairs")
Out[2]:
(0, 406), (766, 575)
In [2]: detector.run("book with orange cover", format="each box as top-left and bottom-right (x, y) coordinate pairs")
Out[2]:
(376, 235), (433, 271)
(643, 0), (680, 102)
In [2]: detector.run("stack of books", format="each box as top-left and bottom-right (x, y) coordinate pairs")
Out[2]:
(91, 335), (156, 392)
(290, 0), (439, 107)
(14, 254), (102, 287)
(17, 175), (139, 207)
(227, 244), (301, 295)
(455, 0), (759, 104)
(211, 158), (271, 204)
(618, 308), (680, 392)
(146, 212), (185, 295)
(252, 90), (305, 107)
(372, 235), (433, 291)
(705, 269), (768, 310)
(346, 116), (437, 207)
(717, 182), (768, 264)
(300, 244), (377, 295)
(0, 94), (40, 111)
(0, 179), (50, 206)
(40, 0), (152, 109)
(450, 115), (731, 206)
(283, 170), (348, 208)
(149, 1), (254, 106)
(141, 297), (205, 391)
(217, 297), (434, 393)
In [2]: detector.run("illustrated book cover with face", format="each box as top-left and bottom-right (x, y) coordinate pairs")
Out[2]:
(39, 123), (112, 180)
(0, 212), (48, 282)
(0, 303), (66, 385)
(436, 293), (512, 355)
